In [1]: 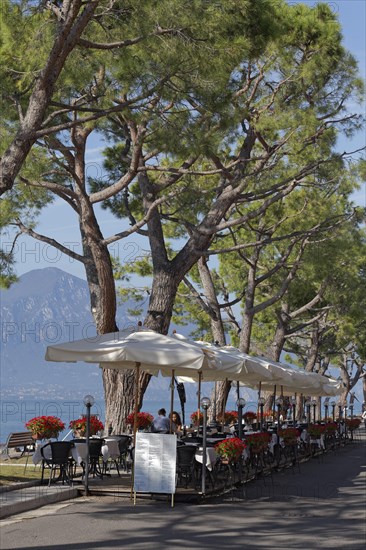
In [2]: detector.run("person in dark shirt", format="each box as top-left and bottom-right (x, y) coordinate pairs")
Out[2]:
(169, 411), (183, 434)
(151, 408), (171, 433)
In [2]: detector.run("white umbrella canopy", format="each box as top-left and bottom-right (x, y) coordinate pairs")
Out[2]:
(172, 334), (276, 383)
(171, 334), (244, 381)
(45, 329), (211, 376)
(243, 355), (323, 392)
(46, 329), (218, 439)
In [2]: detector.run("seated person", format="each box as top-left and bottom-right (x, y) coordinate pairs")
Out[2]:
(169, 411), (183, 435)
(151, 408), (171, 433)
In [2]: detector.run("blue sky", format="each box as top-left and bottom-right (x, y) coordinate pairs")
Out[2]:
(5, 0), (366, 279)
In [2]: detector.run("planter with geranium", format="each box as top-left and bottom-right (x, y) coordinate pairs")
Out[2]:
(345, 418), (361, 431)
(26, 416), (65, 440)
(245, 432), (271, 454)
(307, 424), (326, 439)
(243, 411), (257, 425)
(324, 422), (338, 436)
(69, 415), (104, 437)
(216, 410), (238, 425)
(190, 411), (203, 426)
(214, 437), (246, 463)
(126, 412), (154, 431)
(278, 427), (300, 446)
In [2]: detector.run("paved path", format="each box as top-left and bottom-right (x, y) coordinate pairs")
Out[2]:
(0, 433), (365, 550)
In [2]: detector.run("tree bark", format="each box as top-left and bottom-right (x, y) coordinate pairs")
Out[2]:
(0, 1), (99, 195)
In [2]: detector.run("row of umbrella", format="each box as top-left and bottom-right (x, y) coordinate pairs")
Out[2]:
(45, 328), (342, 396)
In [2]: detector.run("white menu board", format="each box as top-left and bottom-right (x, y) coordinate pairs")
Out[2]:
(134, 433), (177, 494)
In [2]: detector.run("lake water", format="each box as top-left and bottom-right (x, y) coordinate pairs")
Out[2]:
(2, 396), (357, 444)
(0, 397), (242, 443)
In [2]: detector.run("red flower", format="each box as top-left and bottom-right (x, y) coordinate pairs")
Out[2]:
(216, 411), (238, 425)
(245, 432), (271, 453)
(214, 437), (246, 462)
(345, 418), (361, 431)
(126, 412), (153, 430)
(190, 411), (203, 425)
(278, 427), (300, 445)
(69, 415), (104, 436)
(243, 411), (257, 422)
(26, 416), (65, 439)
(307, 424), (327, 438)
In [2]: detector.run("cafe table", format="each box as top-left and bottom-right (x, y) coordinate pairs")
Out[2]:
(32, 438), (116, 466)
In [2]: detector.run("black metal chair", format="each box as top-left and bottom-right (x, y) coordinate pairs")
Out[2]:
(88, 438), (105, 478)
(176, 445), (197, 488)
(117, 435), (133, 472)
(103, 435), (133, 475)
(41, 441), (74, 486)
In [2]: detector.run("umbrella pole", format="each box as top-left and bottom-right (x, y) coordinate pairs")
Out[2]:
(257, 382), (262, 429)
(272, 385), (277, 421)
(131, 362), (140, 500)
(197, 372), (202, 433)
(170, 370), (175, 433)
(222, 378), (227, 433)
(133, 362), (141, 447)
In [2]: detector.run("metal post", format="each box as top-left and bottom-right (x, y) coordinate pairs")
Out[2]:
(275, 397), (283, 429)
(290, 396), (296, 426)
(305, 400), (311, 425)
(83, 394), (94, 496)
(258, 397), (265, 431)
(200, 397), (211, 495)
(236, 398), (246, 440)
(85, 403), (90, 495)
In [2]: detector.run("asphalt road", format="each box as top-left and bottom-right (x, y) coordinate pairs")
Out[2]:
(1, 433), (365, 550)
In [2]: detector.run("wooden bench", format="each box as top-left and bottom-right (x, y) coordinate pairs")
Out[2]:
(2, 432), (35, 472)
(3, 432), (34, 456)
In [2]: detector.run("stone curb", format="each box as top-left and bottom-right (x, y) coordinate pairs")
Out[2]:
(0, 485), (79, 520)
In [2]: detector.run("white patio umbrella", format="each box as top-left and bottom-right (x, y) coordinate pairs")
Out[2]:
(171, 335), (274, 383)
(243, 355), (323, 393)
(45, 329), (215, 438)
(171, 335), (277, 428)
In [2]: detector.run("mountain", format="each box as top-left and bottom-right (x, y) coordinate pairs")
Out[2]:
(0, 267), (151, 399)
(0, 267), (250, 406)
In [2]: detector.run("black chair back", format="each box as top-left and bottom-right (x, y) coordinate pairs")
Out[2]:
(41, 441), (74, 465)
(177, 444), (197, 467)
(118, 436), (132, 455)
(176, 445), (197, 488)
(89, 438), (104, 459)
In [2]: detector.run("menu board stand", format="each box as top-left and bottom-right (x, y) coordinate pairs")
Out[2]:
(133, 433), (177, 507)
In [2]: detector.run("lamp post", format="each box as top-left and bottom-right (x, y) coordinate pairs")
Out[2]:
(324, 398), (329, 422)
(338, 402), (342, 422)
(275, 397), (283, 428)
(290, 396), (296, 426)
(349, 404), (354, 420)
(236, 398), (246, 440)
(305, 400), (311, 425)
(200, 397), (211, 496)
(311, 399), (317, 423)
(330, 400), (336, 422)
(258, 397), (265, 431)
(83, 394), (95, 496)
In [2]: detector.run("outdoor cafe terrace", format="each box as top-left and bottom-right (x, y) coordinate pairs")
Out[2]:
(9, 327), (355, 503)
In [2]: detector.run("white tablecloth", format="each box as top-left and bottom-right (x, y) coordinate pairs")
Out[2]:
(191, 446), (217, 471)
(32, 440), (116, 466)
